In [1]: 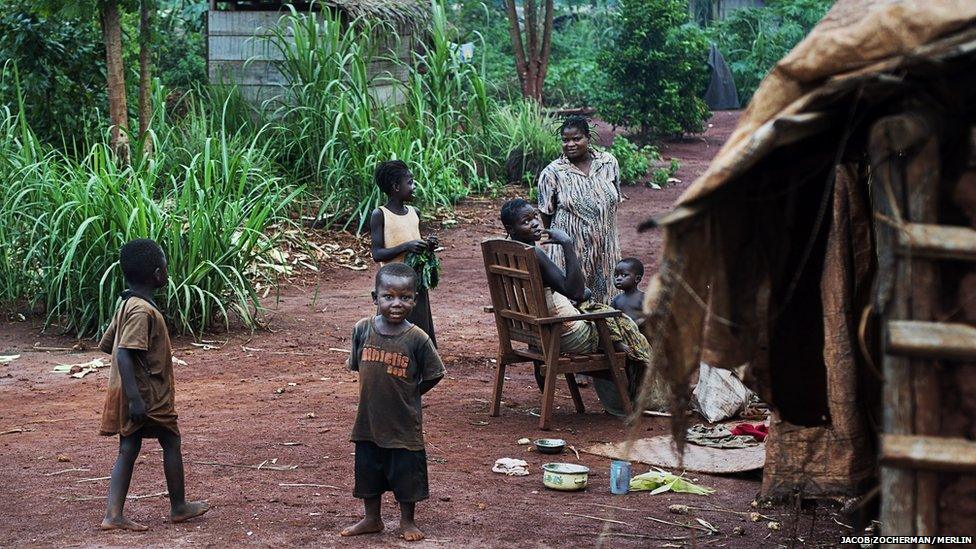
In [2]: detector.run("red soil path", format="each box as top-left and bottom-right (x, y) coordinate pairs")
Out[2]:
(0, 111), (848, 547)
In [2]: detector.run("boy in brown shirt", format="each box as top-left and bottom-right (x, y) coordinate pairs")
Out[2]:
(340, 263), (445, 542)
(97, 239), (208, 531)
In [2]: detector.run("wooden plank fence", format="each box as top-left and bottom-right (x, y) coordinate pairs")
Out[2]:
(206, 10), (415, 106)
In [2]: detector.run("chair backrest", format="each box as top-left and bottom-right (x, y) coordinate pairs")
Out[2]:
(481, 239), (552, 348)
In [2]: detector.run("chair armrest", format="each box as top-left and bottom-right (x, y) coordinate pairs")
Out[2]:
(536, 310), (623, 325)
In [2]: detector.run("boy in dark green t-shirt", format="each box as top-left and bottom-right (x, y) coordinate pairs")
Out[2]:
(341, 263), (445, 542)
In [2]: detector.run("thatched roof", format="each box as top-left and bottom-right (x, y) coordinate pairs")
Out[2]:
(224, 1), (430, 28)
(323, 0), (429, 27)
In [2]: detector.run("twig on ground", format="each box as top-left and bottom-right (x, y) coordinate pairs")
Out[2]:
(328, 348), (350, 354)
(568, 445), (581, 460)
(567, 502), (637, 512)
(76, 476), (111, 483)
(0, 428), (27, 435)
(584, 532), (690, 541)
(26, 418), (79, 425)
(278, 483), (340, 489)
(191, 460), (297, 471)
(563, 512), (632, 526)
(190, 340), (227, 351)
(832, 517), (854, 530)
(31, 344), (77, 352)
(675, 504), (777, 521)
(45, 467), (90, 476)
(646, 515), (714, 533)
(63, 491), (168, 502)
(642, 410), (673, 417)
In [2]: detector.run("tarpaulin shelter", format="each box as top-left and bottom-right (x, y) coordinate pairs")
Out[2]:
(703, 44), (740, 110)
(641, 0), (976, 538)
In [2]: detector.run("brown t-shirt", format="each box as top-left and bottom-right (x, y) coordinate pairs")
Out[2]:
(348, 317), (445, 451)
(98, 296), (179, 437)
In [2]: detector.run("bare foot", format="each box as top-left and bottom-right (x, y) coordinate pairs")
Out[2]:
(400, 520), (425, 542)
(100, 517), (149, 532)
(341, 517), (384, 537)
(171, 501), (210, 523)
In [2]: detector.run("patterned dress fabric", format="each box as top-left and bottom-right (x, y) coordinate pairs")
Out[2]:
(537, 150), (622, 304)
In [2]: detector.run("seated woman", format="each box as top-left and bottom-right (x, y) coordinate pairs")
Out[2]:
(499, 198), (651, 416)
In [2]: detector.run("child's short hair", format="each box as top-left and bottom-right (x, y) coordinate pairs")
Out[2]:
(617, 257), (644, 278)
(374, 160), (411, 195)
(500, 198), (531, 228)
(375, 262), (417, 291)
(120, 239), (166, 285)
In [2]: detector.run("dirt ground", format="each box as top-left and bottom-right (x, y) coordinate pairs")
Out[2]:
(0, 111), (850, 548)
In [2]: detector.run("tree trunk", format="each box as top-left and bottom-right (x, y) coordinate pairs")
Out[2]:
(524, 0), (539, 100)
(101, 0), (130, 164)
(138, 0), (154, 159)
(504, 1), (530, 98)
(505, 0), (554, 103)
(536, 0), (555, 101)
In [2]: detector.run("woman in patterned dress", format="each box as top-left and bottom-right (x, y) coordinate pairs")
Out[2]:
(537, 116), (622, 304)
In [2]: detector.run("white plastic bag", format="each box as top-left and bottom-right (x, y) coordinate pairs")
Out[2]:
(692, 362), (752, 423)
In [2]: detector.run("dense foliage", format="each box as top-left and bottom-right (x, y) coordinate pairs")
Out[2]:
(0, 4), (105, 147)
(543, 11), (615, 108)
(709, 0), (832, 102)
(598, 0), (711, 138)
(270, 5), (491, 231)
(609, 135), (651, 186)
(0, 89), (295, 336)
(155, 0), (209, 89)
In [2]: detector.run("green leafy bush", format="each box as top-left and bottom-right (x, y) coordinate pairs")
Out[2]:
(0, 4), (105, 147)
(155, 0), (208, 89)
(648, 158), (680, 189)
(709, 0), (831, 103)
(598, 0), (711, 138)
(543, 13), (614, 107)
(609, 135), (654, 186)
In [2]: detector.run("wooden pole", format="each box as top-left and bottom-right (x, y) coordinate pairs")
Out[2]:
(868, 111), (942, 540)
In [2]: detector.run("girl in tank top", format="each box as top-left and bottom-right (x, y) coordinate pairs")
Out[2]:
(368, 161), (439, 346)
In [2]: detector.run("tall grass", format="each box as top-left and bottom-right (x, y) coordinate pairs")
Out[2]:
(483, 100), (561, 186)
(268, 3), (491, 230)
(0, 79), (298, 337)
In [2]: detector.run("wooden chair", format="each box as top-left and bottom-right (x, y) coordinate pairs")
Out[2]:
(481, 238), (633, 430)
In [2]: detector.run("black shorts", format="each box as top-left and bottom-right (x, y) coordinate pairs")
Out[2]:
(353, 441), (429, 503)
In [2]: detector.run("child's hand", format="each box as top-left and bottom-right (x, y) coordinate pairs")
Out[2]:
(404, 239), (428, 253)
(128, 397), (147, 424)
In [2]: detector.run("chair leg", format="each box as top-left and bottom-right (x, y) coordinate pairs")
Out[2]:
(539, 362), (558, 430)
(489, 359), (506, 417)
(608, 358), (633, 416)
(594, 319), (634, 416)
(565, 374), (585, 414)
(539, 327), (562, 430)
